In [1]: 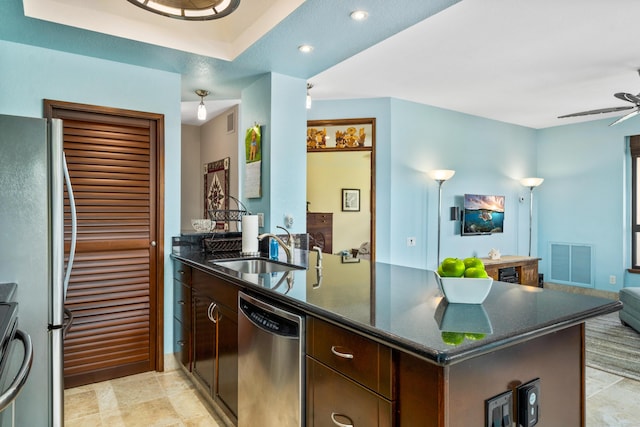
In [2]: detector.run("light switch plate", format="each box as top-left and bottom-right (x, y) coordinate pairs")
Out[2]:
(486, 390), (512, 427)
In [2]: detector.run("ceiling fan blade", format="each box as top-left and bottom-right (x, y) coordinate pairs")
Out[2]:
(558, 105), (634, 119)
(614, 92), (640, 104)
(609, 108), (640, 126)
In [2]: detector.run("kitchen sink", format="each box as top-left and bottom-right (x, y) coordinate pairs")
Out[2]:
(211, 258), (303, 274)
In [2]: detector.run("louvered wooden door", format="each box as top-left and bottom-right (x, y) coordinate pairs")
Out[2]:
(45, 100), (165, 388)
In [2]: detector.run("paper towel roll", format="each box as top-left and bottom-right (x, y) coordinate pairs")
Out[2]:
(241, 215), (259, 254)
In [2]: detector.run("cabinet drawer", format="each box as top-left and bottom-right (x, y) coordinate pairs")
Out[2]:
(307, 318), (394, 399)
(173, 280), (191, 325)
(307, 357), (393, 427)
(192, 268), (238, 312)
(173, 260), (192, 284)
(173, 317), (191, 371)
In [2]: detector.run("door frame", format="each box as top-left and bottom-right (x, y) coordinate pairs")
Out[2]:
(307, 117), (376, 261)
(43, 99), (166, 371)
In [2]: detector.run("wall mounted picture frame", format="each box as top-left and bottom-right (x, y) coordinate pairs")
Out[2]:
(342, 188), (360, 212)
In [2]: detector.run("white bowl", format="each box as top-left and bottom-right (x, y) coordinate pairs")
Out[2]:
(191, 219), (213, 232)
(435, 273), (493, 304)
(434, 299), (493, 333)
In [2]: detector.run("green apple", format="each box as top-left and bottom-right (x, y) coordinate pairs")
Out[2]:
(464, 267), (489, 278)
(464, 333), (486, 340)
(439, 258), (465, 277)
(463, 257), (485, 270)
(441, 331), (465, 346)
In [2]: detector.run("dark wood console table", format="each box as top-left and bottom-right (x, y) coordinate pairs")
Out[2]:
(480, 255), (541, 287)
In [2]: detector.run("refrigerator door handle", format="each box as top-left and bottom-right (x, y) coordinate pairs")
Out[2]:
(62, 151), (77, 302)
(63, 307), (74, 339)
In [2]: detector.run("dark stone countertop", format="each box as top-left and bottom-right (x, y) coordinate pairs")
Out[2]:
(0, 283), (17, 303)
(171, 245), (622, 366)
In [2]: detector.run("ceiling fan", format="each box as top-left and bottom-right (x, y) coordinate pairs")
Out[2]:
(558, 70), (640, 126)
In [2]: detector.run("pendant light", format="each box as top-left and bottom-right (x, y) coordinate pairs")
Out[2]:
(306, 83), (313, 109)
(196, 89), (209, 121)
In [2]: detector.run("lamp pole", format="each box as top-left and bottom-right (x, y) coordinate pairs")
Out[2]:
(527, 185), (534, 257)
(436, 179), (445, 266)
(520, 177), (544, 257)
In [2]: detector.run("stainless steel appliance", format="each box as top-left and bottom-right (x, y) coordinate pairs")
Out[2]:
(0, 114), (77, 426)
(238, 292), (304, 427)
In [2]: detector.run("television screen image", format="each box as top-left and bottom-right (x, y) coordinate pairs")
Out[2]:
(462, 194), (505, 235)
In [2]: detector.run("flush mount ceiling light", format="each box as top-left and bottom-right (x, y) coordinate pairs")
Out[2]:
(127, 0), (240, 21)
(350, 10), (369, 21)
(196, 89), (209, 121)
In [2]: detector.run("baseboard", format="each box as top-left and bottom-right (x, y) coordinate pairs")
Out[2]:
(543, 282), (618, 300)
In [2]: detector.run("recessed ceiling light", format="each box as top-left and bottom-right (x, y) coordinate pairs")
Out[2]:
(350, 10), (369, 21)
(298, 44), (314, 53)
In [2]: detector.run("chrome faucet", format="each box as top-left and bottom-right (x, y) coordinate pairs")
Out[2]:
(312, 246), (322, 269)
(258, 226), (294, 263)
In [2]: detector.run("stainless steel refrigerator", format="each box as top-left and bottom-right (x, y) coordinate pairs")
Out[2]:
(0, 114), (76, 426)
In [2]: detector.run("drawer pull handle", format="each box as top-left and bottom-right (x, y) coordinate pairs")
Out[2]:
(207, 302), (218, 323)
(331, 346), (354, 359)
(177, 340), (185, 347)
(178, 270), (185, 275)
(331, 412), (354, 427)
(177, 300), (185, 305)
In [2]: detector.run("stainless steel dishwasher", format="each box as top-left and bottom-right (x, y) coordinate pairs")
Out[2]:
(238, 291), (304, 427)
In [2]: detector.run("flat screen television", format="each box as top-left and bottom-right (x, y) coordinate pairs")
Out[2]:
(462, 194), (505, 235)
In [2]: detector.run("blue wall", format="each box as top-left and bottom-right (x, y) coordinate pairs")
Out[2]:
(0, 39), (182, 354)
(537, 117), (640, 291)
(311, 96), (640, 292)
(240, 73), (307, 234)
(310, 98), (538, 270)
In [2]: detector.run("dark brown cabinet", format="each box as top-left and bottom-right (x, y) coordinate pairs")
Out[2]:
(307, 212), (333, 254)
(481, 256), (541, 287)
(173, 261), (192, 371)
(306, 317), (394, 426)
(191, 268), (239, 423)
(172, 260), (239, 424)
(192, 290), (216, 391)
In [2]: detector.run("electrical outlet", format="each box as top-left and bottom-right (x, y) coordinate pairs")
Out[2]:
(257, 213), (264, 227)
(609, 275), (616, 285)
(517, 378), (540, 427)
(407, 237), (416, 247)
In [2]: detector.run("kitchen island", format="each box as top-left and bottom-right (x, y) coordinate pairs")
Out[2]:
(172, 243), (621, 427)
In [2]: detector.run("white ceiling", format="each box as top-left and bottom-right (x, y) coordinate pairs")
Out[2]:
(23, 0), (304, 61)
(22, 0), (640, 129)
(311, 0), (640, 129)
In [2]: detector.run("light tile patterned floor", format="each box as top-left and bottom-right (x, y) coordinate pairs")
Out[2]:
(64, 367), (222, 427)
(65, 362), (640, 426)
(586, 367), (640, 426)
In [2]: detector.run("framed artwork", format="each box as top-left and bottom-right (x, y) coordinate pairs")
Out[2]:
(307, 118), (375, 151)
(342, 188), (360, 212)
(244, 124), (262, 198)
(204, 157), (230, 230)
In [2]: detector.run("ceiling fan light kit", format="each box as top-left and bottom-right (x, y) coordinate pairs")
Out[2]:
(127, 0), (240, 21)
(558, 69), (640, 126)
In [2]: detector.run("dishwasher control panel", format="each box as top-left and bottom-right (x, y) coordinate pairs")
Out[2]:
(240, 298), (299, 337)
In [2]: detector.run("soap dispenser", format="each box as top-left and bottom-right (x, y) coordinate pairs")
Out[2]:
(270, 238), (279, 260)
